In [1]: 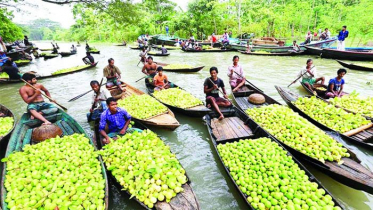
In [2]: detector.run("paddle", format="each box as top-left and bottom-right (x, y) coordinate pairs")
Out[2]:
(287, 66), (315, 87)
(21, 79), (68, 111)
(88, 78), (104, 121)
(135, 75), (147, 83)
(68, 82), (107, 102)
(208, 78), (231, 102)
(232, 71), (263, 93)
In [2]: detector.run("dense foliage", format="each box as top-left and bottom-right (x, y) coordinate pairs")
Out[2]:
(0, 8), (23, 42)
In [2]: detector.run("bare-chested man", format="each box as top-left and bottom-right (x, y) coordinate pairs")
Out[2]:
(19, 73), (58, 124)
(141, 56), (157, 77)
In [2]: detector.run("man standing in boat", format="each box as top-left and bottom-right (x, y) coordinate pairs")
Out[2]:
(326, 69), (347, 98)
(297, 59), (325, 91)
(204, 67), (231, 120)
(337, 26), (349, 51)
(104, 58), (124, 92)
(227, 55), (246, 92)
(19, 73), (58, 125)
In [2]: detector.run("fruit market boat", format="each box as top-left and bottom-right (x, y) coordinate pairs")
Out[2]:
(276, 86), (373, 149)
(204, 106), (342, 209)
(140, 61), (203, 72)
(130, 46), (146, 50)
(239, 51), (304, 56)
(93, 121), (200, 210)
(43, 53), (59, 59)
(0, 62), (98, 84)
(305, 46), (373, 61)
(147, 52), (170, 56)
(114, 44), (126, 46)
(145, 82), (211, 117)
(336, 60), (373, 72)
(152, 45), (181, 50)
(14, 60), (31, 67)
(107, 82), (180, 130)
(39, 48), (53, 51)
(59, 51), (77, 57)
(181, 48), (235, 53)
(0, 108), (109, 210)
(300, 82), (348, 99)
(0, 104), (15, 145)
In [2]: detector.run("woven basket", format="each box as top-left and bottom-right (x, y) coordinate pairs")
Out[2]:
(32, 124), (63, 142)
(248, 93), (266, 105)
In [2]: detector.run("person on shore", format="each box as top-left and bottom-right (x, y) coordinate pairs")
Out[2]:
(326, 69), (347, 98)
(19, 73), (58, 124)
(319, 28), (331, 40)
(99, 97), (133, 144)
(227, 55), (246, 92)
(153, 67), (170, 90)
(337, 26), (349, 51)
(87, 80), (109, 122)
(161, 45), (168, 54)
(82, 52), (94, 65)
(0, 60), (21, 80)
(142, 56), (157, 76)
(297, 59), (325, 90)
(290, 40), (301, 52)
(204, 67), (231, 120)
(104, 58), (124, 91)
(139, 48), (148, 63)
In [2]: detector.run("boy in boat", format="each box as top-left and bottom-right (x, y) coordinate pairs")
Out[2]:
(161, 45), (168, 54)
(99, 97), (140, 144)
(87, 80), (110, 122)
(104, 58), (124, 92)
(0, 60), (21, 80)
(228, 55), (246, 92)
(153, 67), (170, 90)
(142, 56), (157, 76)
(297, 59), (325, 90)
(204, 67), (231, 120)
(82, 52), (94, 65)
(19, 73), (58, 125)
(326, 69), (347, 98)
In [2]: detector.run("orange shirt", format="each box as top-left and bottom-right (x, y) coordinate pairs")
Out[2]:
(154, 74), (168, 86)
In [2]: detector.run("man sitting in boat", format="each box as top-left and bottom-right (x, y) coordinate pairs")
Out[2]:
(32, 48), (40, 58)
(290, 40), (301, 52)
(51, 44), (58, 54)
(19, 73), (58, 125)
(204, 67), (231, 120)
(82, 52), (94, 65)
(326, 69), (347, 98)
(227, 55), (246, 92)
(297, 59), (325, 90)
(139, 48), (148, 63)
(319, 28), (331, 40)
(0, 60), (21, 80)
(87, 80), (110, 122)
(153, 67), (170, 90)
(301, 31), (312, 45)
(99, 97), (139, 144)
(71, 45), (77, 53)
(161, 45), (168, 54)
(85, 42), (91, 51)
(142, 56), (157, 76)
(104, 58), (124, 92)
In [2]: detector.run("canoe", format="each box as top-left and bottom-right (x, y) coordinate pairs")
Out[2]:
(107, 82), (180, 130)
(235, 81), (373, 194)
(152, 45), (181, 50)
(93, 121), (200, 210)
(147, 52), (170, 56)
(130, 46), (146, 50)
(0, 109), (109, 210)
(276, 86), (373, 149)
(336, 60), (373, 71)
(43, 53), (59, 59)
(59, 51), (77, 57)
(114, 44), (126, 46)
(162, 66), (204, 73)
(14, 60), (31, 67)
(240, 50), (304, 56)
(181, 48), (235, 53)
(39, 48), (53, 51)
(146, 82), (211, 117)
(0, 62), (98, 84)
(300, 82), (348, 99)
(204, 106), (342, 209)
(87, 50), (100, 54)
(305, 46), (373, 61)
(0, 104), (15, 145)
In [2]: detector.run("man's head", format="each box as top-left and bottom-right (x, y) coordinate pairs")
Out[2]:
(337, 68), (347, 78)
(293, 40), (297, 44)
(147, 56), (153, 64)
(210, 67), (218, 79)
(325, 28), (328, 32)
(307, 31), (311, 35)
(306, 59), (313, 67)
(22, 73), (37, 84)
(342, 26), (347, 30)
(108, 58), (114, 66)
(90, 80), (100, 92)
(157, 66), (163, 76)
(233, 55), (239, 65)
(106, 97), (118, 112)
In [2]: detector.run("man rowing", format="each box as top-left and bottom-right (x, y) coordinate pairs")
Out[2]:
(326, 69), (347, 98)
(204, 67), (231, 120)
(104, 58), (124, 92)
(82, 52), (95, 65)
(142, 56), (157, 76)
(160, 45), (168, 54)
(227, 55), (246, 92)
(139, 48), (148, 63)
(297, 59), (325, 90)
(19, 73), (58, 125)
(0, 60), (21, 80)
(87, 80), (109, 122)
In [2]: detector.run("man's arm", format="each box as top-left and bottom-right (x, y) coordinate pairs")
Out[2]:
(99, 114), (110, 143)
(19, 87), (40, 103)
(338, 84), (344, 96)
(39, 84), (52, 99)
(204, 85), (215, 94)
(119, 119), (131, 134)
(142, 65), (148, 75)
(329, 83), (338, 95)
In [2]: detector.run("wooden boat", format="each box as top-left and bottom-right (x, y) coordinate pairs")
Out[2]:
(43, 53), (59, 59)
(147, 52), (170, 56)
(306, 46), (373, 61)
(0, 62), (98, 84)
(145, 82), (211, 117)
(14, 60), (31, 67)
(276, 86), (373, 149)
(39, 48), (53, 51)
(181, 48), (234, 53)
(0, 104), (15, 145)
(235, 81), (373, 194)
(59, 51), (77, 57)
(107, 82), (180, 130)
(239, 50), (303, 56)
(300, 82), (348, 99)
(336, 60), (373, 71)
(163, 66), (204, 73)
(93, 121), (200, 210)
(152, 45), (181, 50)
(204, 106), (342, 209)
(0, 109), (109, 210)
(87, 49), (100, 54)
(114, 44), (126, 46)
(130, 46), (146, 50)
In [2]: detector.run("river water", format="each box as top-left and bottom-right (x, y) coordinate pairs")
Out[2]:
(1, 42), (373, 209)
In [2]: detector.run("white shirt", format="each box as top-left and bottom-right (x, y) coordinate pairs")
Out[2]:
(298, 66), (317, 80)
(92, 89), (110, 109)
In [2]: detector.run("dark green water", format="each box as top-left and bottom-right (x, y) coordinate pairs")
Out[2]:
(0, 42), (373, 209)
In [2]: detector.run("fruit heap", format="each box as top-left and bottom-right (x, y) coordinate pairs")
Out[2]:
(253, 51), (270, 54)
(329, 91), (373, 118)
(294, 96), (371, 133)
(52, 65), (90, 75)
(315, 87), (327, 91)
(245, 104), (349, 163)
(40, 53), (57, 57)
(0, 116), (14, 137)
(117, 94), (168, 119)
(148, 51), (159, 54)
(218, 138), (341, 210)
(15, 60), (31, 64)
(153, 88), (203, 108)
(0, 72), (9, 79)
(163, 64), (193, 69)
(3, 134), (106, 210)
(99, 130), (188, 208)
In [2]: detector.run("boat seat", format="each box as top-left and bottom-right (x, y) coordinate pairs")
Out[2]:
(210, 116), (253, 142)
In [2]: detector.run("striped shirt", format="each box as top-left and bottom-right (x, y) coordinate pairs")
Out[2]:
(99, 107), (131, 133)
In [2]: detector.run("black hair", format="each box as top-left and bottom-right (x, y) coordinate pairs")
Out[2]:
(293, 40), (297, 43)
(162, 44), (164, 47)
(108, 58), (114, 63)
(157, 66), (163, 71)
(337, 68), (347, 74)
(147, 56), (153, 61)
(106, 97), (117, 105)
(22, 73), (36, 82)
(232, 55), (239, 61)
(86, 52), (90, 56)
(343, 26), (347, 29)
(210, 67), (218, 73)
(325, 28), (328, 30)
(90, 80), (99, 86)
(306, 59), (313, 64)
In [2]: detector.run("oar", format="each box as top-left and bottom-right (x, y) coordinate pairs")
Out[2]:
(233, 71), (263, 93)
(21, 79), (68, 111)
(135, 75), (147, 83)
(208, 78), (231, 102)
(288, 66), (315, 87)
(68, 82), (107, 102)
(88, 78), (104, 121)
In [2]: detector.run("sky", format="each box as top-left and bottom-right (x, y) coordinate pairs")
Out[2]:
(12, 0), (190, 29)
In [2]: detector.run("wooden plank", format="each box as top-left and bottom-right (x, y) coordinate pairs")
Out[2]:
(225, 117), (244, 138)
(343, 158), (373, 178)
(168, 190), (194, 210)
(210, 119), (220, 140)
(223, 118), (240, 139)
(227, 117), (251, 137)
(180, 184), (199, 210)
(212, 118), (228, 141)
(219, 118), (238, 140)
(344, 123), (373, 137)
(230, 117), (253, 136)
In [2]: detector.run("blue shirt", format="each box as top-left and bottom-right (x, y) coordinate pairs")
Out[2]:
(99, 107), (131, 133)
(165, 26), (169, 32)
(328, 77), (345, 92)
(338, 30), (349, 41)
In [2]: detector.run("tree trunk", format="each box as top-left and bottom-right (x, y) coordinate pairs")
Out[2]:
(238, 0), (242, 38)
